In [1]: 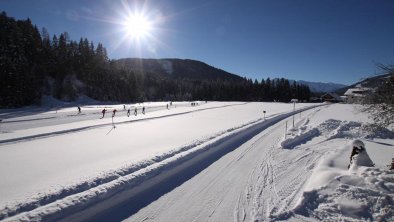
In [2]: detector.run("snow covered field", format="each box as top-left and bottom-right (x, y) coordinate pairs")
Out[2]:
(0, 102), (393, 221)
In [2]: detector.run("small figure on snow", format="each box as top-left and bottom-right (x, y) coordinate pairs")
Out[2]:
(134, 107), (138, 116)
(348, 140), (374, 169)
(142, 106), (145, 114)
(127, 108), (131, 117)
(166, 104), (169, 110)
(112, 109), (117, 118)
(123, 104), (126, 111)
(101, 109), (107, 119)
(388, 158), (394, 170)
(77, 106), (81, 114)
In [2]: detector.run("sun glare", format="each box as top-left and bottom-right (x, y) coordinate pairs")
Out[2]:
(124, 14), (152, 39)
(114, 2), (167, 56)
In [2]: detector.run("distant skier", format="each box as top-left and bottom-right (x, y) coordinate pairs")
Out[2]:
(77, 106), (81, 114)
(127, 108), (131, 117)
(134, 107), (138, 116)
(142, 106), (145, 114)
(166, 104), (169, 110)
(123, 104), (126, 110)
(101, 109), (106, 119)
(111, 109), (117, 129)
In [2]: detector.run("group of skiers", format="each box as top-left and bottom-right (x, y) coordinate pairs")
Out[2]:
(100, 106), (145, 119)
(78, 102), (182, 119)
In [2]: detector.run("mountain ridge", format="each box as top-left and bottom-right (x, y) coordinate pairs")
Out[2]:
(114, 58), (244, 81)
(115, 58), (347, 92)
(295, 80), (347, 93)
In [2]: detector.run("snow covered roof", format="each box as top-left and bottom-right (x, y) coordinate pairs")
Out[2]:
(344, 87), (370, 96)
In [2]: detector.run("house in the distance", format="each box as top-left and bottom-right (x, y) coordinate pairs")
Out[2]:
(320, 92), (343, 103)
(343, 87), (370, 103)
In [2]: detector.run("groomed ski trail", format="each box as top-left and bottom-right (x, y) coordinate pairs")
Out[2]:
(109, 107), (325, 222)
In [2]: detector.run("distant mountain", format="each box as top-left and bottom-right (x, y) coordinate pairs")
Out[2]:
(114, 58), (244, 81)
(115, 59), (348, 93)
(335, 73), (393, 95)
(287, 80), (347, 93)
(297, 80), (347, 93)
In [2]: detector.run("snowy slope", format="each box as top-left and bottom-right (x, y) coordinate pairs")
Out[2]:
(1, 103), (393, 221)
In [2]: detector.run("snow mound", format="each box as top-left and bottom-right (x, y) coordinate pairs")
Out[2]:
(280, 116), (320, 149)
(276, 140), (394, 221)
(349, 140), (375, 171)
(280, 119), (394, 149)
(325, 120), (394, 140)
(292, 168), (394, 221)
(281, 127), (320, 149)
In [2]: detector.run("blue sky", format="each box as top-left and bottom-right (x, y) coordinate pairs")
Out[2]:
(2, 0), (394, 85)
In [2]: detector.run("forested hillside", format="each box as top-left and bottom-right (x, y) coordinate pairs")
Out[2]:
(114, 58), (243, 81)
(0, 12), (310, 108)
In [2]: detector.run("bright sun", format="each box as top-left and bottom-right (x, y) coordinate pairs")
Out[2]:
(124, 14), (152, 39)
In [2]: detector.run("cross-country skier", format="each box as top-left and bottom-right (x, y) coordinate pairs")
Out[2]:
(142, 106), (145, 114)
(112, 109), (117, 118)
(77, 106), (81, 114)
(101, 109), (106, 119)
(127, 108), (131, 117)
(134, 107), (137, 116)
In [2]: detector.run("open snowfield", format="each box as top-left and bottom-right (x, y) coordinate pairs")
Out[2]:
(0, 102), (393, 221)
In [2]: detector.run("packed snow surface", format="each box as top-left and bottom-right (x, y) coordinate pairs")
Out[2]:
(0, 102), (393, 221)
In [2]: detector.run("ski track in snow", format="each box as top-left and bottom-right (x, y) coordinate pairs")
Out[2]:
(0, 104), (319, 222)
(123, 107), (326, 222)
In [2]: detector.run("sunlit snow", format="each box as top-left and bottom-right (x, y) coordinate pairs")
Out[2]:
(0, 102), (393, 221)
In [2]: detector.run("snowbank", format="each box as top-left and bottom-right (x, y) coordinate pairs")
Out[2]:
(280, 117), (394, 149)
(276, 140), (394, 221)
(273, 104), (394, 221)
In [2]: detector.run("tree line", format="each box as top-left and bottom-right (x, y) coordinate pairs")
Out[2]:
(0, 12), (311, 108)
